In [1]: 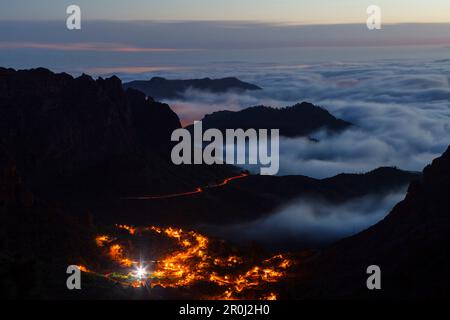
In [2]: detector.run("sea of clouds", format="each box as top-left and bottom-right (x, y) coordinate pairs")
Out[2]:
(155, 57), (449, 246)
(161, 58), (450, 178)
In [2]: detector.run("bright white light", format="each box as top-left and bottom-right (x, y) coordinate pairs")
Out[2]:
(135, 265), (146, 279)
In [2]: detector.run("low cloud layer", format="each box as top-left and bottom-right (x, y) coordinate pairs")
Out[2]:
(161, 57), (450, 178)
(199, 189), (407, 250)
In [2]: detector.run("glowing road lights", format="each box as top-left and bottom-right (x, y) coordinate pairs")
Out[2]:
(123, 173), (249, 200)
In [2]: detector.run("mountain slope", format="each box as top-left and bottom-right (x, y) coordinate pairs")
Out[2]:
(115, 167), (420, 228)
(287, 146), (450, 298)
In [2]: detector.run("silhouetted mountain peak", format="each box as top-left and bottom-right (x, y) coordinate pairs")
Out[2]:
(292, 101), (314, 108)
(76, 73), (94, 82)
(423, 146), (450, 185)
(0, 68), (184, 195)
(150, 76), (166, 82)
(123, 76), (262, 99)
(188, 102), (352, 137)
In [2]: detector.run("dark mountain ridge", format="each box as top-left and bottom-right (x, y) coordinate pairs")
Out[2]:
(123, 76), (262, 99)
(186, 102), (352, 137)
(0, 67), (235, 204)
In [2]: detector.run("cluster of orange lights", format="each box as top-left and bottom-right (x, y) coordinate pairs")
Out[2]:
(95, 235), (112, 247)
(79, 224), (292, 300)
(116, 224), (136, 235)
(108, 243), (134, 267)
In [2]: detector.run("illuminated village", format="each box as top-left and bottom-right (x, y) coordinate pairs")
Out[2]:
(78, 224), (293, 300)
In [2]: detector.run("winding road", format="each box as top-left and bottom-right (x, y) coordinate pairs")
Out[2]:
(123, 173), (249, 200)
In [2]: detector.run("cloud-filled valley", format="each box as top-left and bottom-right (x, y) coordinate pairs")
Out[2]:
(199, 188), (408, 250)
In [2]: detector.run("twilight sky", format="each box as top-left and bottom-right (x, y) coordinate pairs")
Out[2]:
(1, 0), (450, 24)
(1, 1), (450, 74)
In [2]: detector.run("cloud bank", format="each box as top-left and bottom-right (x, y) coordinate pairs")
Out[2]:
(199, 189), (407, 251)
(160, 58), (450, 178)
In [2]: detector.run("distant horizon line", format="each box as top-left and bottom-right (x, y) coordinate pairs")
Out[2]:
(2, 19), (450, 26)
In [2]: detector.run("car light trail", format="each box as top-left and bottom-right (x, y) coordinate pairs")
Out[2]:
(122, 173), (249, 200)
